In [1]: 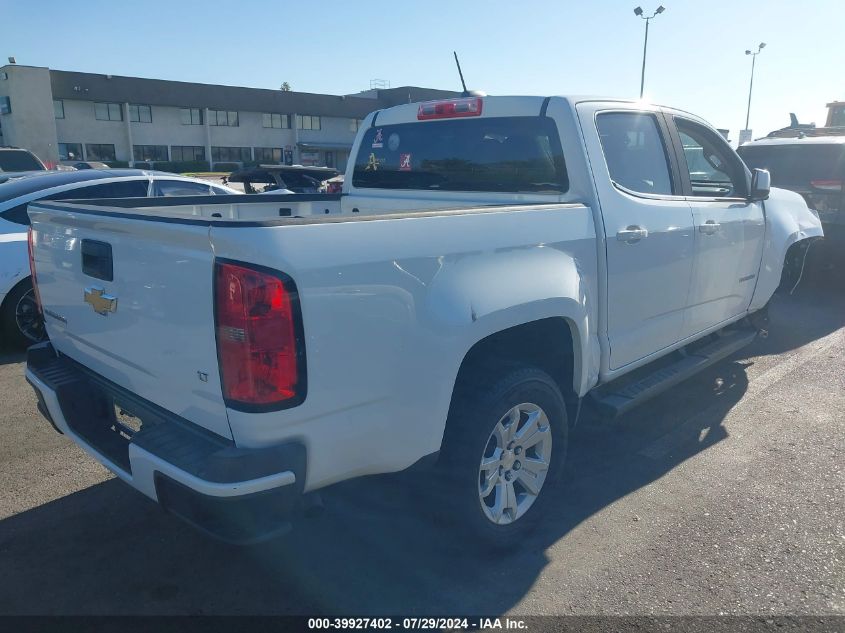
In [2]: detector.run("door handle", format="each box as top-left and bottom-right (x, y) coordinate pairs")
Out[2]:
(699, 220), (721, 235)
(616, 226), (649, 243)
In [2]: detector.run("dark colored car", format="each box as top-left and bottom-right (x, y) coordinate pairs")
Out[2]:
(226, 165), (339, 194)
(738, 137), (845, 244)
(0, 147), (47, 173)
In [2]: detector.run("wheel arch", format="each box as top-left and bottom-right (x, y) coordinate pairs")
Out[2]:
(447, 316), (583, 432)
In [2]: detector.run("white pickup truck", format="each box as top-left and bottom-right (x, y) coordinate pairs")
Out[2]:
(25, 96), (822, 546)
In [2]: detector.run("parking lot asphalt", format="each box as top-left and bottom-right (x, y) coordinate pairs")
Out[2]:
(0, 273), (842, 616)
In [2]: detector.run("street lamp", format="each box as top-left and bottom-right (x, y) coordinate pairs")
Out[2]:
(744, 42), (766, 132)
(633, 5), (665, 99)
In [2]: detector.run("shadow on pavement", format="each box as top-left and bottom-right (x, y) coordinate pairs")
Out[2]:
(0, 271), (840, 615)
(0, 360), (751, 616)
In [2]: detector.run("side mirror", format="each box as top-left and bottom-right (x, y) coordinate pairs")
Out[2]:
(749, 168), (771, 202)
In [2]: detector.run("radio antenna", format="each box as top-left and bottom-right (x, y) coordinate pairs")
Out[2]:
(453, 51), (468, 96)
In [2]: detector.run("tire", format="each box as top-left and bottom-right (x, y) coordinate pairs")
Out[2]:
(440, 366), (568, 548)
(1, 278), (46, 349)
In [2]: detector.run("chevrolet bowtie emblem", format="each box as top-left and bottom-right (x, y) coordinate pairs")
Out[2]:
(84, 287), (118, 316)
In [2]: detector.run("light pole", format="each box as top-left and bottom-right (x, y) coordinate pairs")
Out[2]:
(744, 42), (766, 131)
(634, 5), (665, 99)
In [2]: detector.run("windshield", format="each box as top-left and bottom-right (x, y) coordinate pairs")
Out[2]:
(0, 149), (45, 172)
(352, 116), (568, 193)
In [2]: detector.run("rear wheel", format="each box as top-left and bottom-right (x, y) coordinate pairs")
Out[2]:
(2, 278), (46, 349)
(441, 366), (568, 548)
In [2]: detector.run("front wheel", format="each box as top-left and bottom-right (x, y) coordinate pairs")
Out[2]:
(2, 278), (46, 349)
(441, 366), (568, 548)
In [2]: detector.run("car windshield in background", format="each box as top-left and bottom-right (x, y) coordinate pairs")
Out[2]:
(352, 116), (568, 193)
(0, 150), (44, 172)
(738, 144), (845, 188)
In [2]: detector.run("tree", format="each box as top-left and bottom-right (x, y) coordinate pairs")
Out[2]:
(280, 82), (292, 92)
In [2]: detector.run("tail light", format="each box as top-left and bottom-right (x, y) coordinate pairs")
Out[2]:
(214, 260), (306, 410)
(810, 179), (842, 192)
(417, 97), (483, 120)
(27, 227), (43, 316)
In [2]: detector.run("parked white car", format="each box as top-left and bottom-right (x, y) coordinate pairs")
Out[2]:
(0, 169), (240, 346)
(25, 96), (822, 546)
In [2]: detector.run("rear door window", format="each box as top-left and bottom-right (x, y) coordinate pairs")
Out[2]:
(595, 112), (674, 196)
(352, 116), (568, 193)
(1, 179), (150, 226)
(153, 179), (212, 196)
(46, 179), (150, 200)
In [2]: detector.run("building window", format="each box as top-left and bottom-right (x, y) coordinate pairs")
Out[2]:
(85, 143), (117, 161)
(53, 99), (65, 119)
(180, 108), (203, 125)
(170, 146), (206, 162)
(129, 104), (152, 123)
(133, 145), (168, 162)
(208, 110), (238, 126)
(94, 102), (123, 121)
(254, 147), (283, 163)
(349, 119), (362, 132)
(296, 114), (321, 130)
(58, 142), (82, 161)
(262, 113), (290, 129)
(212, 146), (251, 162)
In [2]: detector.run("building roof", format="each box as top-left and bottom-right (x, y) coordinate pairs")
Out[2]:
(48, 69), (459, 118)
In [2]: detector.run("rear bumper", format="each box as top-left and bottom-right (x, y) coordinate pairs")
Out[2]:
(25, 343), (306, 544)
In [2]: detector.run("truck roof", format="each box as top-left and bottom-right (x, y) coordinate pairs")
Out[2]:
(370, 94), (708, 128)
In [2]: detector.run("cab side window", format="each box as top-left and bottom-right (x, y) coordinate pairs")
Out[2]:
(596, 112), (674, 196)
(675, 118), (748, 198)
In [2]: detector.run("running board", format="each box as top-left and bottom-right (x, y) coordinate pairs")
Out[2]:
(592, 329), (758, 419)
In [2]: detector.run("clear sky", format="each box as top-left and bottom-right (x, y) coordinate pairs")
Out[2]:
(3, 0), (842, 142)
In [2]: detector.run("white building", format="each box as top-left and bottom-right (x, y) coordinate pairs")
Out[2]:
(0, 63), (456, 171)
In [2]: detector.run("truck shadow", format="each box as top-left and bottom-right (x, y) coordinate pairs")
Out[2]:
(0, 275), (840, 615)
(0, 348), (25, 366)
(0, 360), (748, 615)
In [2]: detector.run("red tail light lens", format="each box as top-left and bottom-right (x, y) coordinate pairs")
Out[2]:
(417, 97), (483, 120)
(27, 227), (43, 316)
(810, 179), (842, 192)
(214, 260), (306, 410)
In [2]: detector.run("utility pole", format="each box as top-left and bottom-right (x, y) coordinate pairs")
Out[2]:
(745, 43), (766, 131)
(634, 5), (665, 99)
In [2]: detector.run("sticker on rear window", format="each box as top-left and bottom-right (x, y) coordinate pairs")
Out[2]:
(388, 133), (401, 151)
(365, 153), (381, 171)
(372, 129), (384, 149)
(399, 153), (412, 171)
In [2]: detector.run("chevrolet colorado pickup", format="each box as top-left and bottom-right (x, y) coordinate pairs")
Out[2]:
(25, 96), (823, 546)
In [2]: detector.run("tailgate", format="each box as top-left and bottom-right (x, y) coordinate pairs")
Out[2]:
(28, 202), (232, 440)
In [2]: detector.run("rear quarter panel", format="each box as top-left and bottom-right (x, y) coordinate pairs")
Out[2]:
(211, 205), (599, 491)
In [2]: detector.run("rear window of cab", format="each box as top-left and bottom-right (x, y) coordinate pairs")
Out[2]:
(352, 116), (568, 194)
